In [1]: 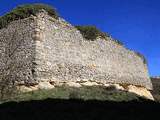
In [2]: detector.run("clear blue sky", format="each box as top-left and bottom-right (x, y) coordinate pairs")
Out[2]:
(0, 0), (159, 76)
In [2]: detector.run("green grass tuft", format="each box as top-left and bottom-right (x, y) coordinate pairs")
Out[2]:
(75, 25), (109, 40)
(75, 25), (124, 46)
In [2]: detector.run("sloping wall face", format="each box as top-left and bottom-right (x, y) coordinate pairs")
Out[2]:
(0, 17), (37, 84)
(0, 11), (152, 89)
(34, 12), (152, 90)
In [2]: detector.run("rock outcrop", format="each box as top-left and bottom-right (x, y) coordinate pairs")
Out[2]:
(17, 80), (154, 100)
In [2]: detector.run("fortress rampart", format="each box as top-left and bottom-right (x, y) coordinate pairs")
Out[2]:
(0, 11), (152, 90)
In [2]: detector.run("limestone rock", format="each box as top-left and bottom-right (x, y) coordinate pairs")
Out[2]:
(81, 81), (99, 86)
(113, 84), (125, 90)
(103, 83), (124, 90)
(104, 83), (110, 87)
(38, 82), (55, 90)
(127, 85), (154, 100)
(66, 82), (82, 87)
(18, 86), (33, 92)
(30, 86), (39, 91)
(50, 81), (65, 87)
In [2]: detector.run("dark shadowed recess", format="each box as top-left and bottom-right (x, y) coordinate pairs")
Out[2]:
(0, 98), (160, 120)
(151, 77), (160, 101)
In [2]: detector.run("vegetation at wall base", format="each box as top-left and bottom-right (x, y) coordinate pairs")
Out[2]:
(0, 85), (148, 103)
(0, 3), (59, 29)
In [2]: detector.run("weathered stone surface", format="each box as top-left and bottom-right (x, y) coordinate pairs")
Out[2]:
(113, 84), (125, 91)
(18, 85), (33, 92)
(36, 11), (152, 89)
(127, 85), (154, 100)
(81, 81), (99, 86)
(38, 82), (55, 90)
(0, 10), (152, 91)
(30, 86), (39, 91)
(66, 82), (82, 88)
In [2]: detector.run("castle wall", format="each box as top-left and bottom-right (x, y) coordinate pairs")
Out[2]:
(34, 12), (152, 90)
(0, 17), (37, 84)
(0, 11), (152, 89)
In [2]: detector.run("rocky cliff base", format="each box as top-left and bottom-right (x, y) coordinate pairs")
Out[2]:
(17, 80), (154, 100)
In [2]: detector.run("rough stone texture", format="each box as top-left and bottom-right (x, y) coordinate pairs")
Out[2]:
(110, 84), (125, 91)
(34, 11), (152, 89)
(0, 16), (37, 84)
(17, 85), (33, 92)
(66, 82), (82, 88)
(151, 77), (160, 101)
(38, 82), (54, 90)
(81, 81), (99, 86)
(0, 10), (152, 90)
(127, 85), (154, 100)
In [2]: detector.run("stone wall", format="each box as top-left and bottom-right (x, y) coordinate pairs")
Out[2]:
(0, 16), (37, 84)
(0, 11), (152, 90)
(33, 11), (152, 90)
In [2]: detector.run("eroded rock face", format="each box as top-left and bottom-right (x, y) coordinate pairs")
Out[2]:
(38, 82), (55, 90)
(18, 85), (33, 93)
(127, 85), (154, 100)
(81, 81), (99, 86)
(66, 82), (82, 88)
